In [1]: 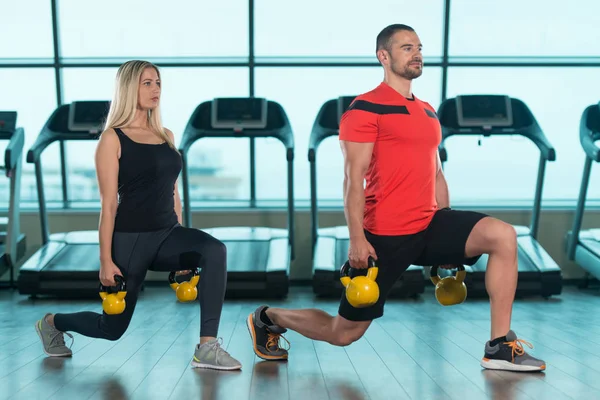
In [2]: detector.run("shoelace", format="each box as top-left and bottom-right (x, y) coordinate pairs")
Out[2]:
(504, 338), (533, 362)
(207, 338), (229, 364)
(50, 329), (74, 349)
(266, 332), (290, 352)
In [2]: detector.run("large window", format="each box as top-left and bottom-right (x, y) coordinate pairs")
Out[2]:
(255, 0), (444, 58)
(1, 1), (54, 59)
(58, 0), (248, 59)
(445, 67), (600, 205)
(61, 67), (249, 203)
(2, 0), (600, 210)
(0, 69), (57, 204)
(449, 0), (600, 57)
(255, 67), (443, 202)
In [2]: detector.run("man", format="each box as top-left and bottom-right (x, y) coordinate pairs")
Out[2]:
(246, 24), (545, 372)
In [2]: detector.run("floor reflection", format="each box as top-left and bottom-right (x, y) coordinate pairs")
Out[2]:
(99, 377), (128, 400)
(482, 368), (546, 400)
(193, 366), (242, 400)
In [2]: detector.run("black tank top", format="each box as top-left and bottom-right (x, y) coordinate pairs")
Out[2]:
(113, 128), (182, 232)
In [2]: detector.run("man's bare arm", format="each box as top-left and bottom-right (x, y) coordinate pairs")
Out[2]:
(340, 140), (375, 239)
(435, 151), (450, 209)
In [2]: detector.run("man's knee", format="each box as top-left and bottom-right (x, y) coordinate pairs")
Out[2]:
(328, 322), (369, 346)
(481, 218), (517, 253)
(495, 220), (517, 251)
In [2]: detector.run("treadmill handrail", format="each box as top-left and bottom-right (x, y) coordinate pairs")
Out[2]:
(4, 124), (23, 287)
(308, 99), (342, 249)
(438, 98), (556, 162)
(179, 100), (296, 259)
(5, 127), (24, 175)
(568, 104), (600, 260)
(580, 104), (600, 162)
(179, 101), (295, 156)
(27, 105), (102, 164)
(308, 100), (340, 162)
(438, 96), (555, 240)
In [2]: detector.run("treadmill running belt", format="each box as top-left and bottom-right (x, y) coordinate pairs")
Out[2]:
(516, 246), (541, 272)
(469, 246), (539, 273)
(223, 240), (270, 272)
(44, 245), (100, 272)
(335, 238), (349, 267)
(581, 238), (600, 258)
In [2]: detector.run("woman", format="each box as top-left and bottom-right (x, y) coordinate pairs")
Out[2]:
(35, 60), (241, 371)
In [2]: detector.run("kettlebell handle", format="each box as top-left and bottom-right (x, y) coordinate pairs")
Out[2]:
(340, 256), (377, 277)
(99, 274), (126, 293)
(168, 268), (200, 287)
(430, 265), (466, 284)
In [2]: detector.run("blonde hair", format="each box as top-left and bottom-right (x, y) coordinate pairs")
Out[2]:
(104, 60), (177, 150)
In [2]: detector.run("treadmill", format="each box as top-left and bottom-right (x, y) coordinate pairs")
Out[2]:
(310, 97), (426, 298)
(0, 111), (27, 289)
(437, 94), (563, 298)
(179, 97), (294, 298)
(18, 101), (109, 297)
(566, 102), (600, 285)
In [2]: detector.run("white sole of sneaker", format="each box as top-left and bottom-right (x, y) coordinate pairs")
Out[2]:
(34, 321), (72, 357)
(481, 358), (545, 372)
(190, 361), (241, 370)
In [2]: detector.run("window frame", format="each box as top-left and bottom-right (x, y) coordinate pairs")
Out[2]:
(2, 0), (600, 211)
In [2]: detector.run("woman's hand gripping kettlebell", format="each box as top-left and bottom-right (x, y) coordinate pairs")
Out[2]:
(99, 275), (127, 315)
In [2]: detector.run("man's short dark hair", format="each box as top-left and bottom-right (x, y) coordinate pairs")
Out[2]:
(376, 24), (415, 53)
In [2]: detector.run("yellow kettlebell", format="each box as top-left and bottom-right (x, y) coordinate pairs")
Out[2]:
(99, 275), (127, 315)
(430, 265), (467, 306)
(169, 268), (200, 302)
(339, 257), (380, 308)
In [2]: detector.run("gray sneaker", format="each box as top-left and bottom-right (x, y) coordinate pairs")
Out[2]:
(481, 330), (546, 372)
(35, 313), (73, 357)
(191, 338), (242, 370)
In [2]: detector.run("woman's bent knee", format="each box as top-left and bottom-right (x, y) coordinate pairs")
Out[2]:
(212, 238), (227, 260)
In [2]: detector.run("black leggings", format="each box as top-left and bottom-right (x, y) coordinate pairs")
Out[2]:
(54, 224), (227, 340)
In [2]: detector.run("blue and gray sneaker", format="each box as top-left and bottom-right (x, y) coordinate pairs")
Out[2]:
(191, 338), (242, 370)
(35, 313), (73, 357)
(481, 330), (546, 372)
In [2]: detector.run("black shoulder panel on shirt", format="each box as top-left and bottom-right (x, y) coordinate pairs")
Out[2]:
(424, 108), (438, 119)
(348, 100), (410, 115)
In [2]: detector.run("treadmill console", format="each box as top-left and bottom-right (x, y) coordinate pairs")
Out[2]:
(0, 111), (17, 134)
(337, 96), (357, 123)
(456, 95), (513, 128)
(211, 97), (268, 130)
(68, 101), (110, 133)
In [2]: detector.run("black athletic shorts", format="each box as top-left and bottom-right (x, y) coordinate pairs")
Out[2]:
(338, 208), (488, 322)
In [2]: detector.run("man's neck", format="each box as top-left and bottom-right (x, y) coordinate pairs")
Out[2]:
(383, 76), (413, 99)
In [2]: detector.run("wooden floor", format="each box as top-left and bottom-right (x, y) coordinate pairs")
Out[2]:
(2, 285), (600, 400)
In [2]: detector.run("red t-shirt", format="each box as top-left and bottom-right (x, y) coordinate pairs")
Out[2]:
(339, 82), (441, 236)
